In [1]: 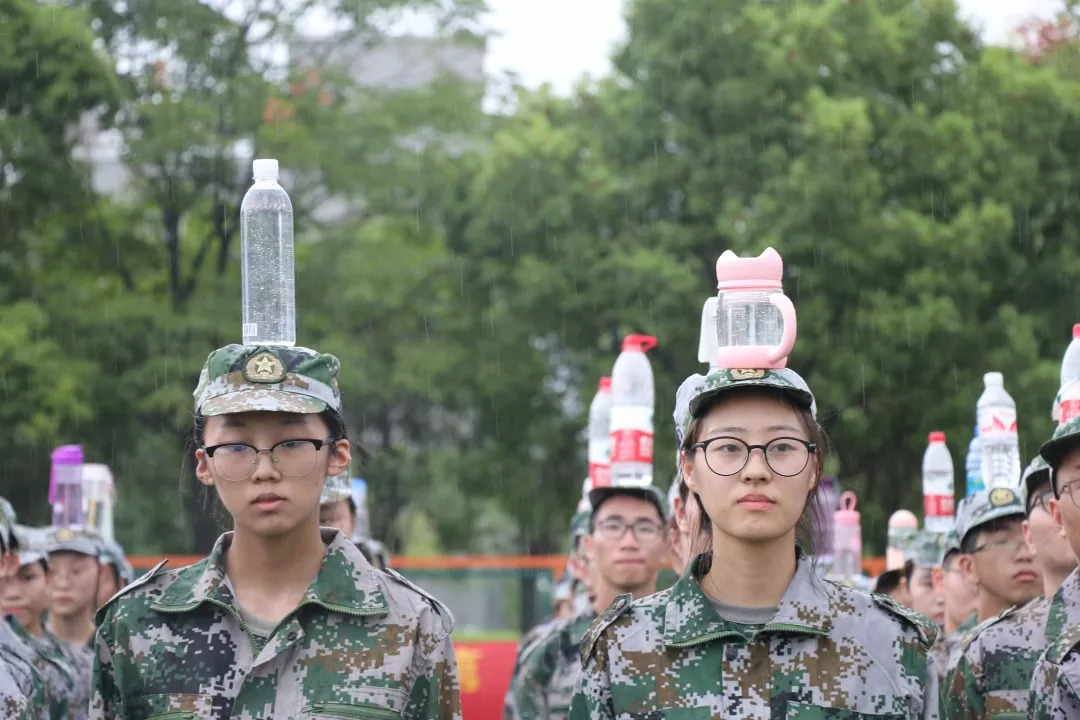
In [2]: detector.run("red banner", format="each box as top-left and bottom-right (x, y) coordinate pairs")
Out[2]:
(456, 641), (518, 719)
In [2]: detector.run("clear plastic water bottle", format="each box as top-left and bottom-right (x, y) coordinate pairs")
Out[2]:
(812, 474), (839, 568)
(609, 335), (658, 487)
(978, 372), (1021, 489)
(833, 491), (862, 581)
(588, 377), (613, 488)
(886, 509), (918, 570)
(1058, 324), (1080, 425)
(50, 445), (84, 528)
(241, 159), (295, 347)
(965, 424), (984, 496)
(922, 432), (955, 533)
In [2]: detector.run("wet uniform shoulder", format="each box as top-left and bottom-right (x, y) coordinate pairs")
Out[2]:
(580, 590), (669, 666)
(94, 559), (173, 626)
(379, 567), (456, 640)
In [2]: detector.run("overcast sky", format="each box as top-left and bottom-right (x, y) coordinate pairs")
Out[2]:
(482, 0), (1066, 94)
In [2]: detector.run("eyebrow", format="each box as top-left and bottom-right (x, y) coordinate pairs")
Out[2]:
(596, 514), (660, 524)
(704, 424), (802, 435)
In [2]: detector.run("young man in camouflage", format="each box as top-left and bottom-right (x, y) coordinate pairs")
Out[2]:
(1028, 416), (1080, 717)
(0, 498), (48, 718)
(943, 469), (1071, 719)
(928, 527), (978, 684)
(571, 367), (939, 719)
(509, 484), (668, 720)
(91, 344), (461, 719)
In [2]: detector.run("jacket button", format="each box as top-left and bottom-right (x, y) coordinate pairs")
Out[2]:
(724, 645), (739, 662)
(287, 632), (297, 642)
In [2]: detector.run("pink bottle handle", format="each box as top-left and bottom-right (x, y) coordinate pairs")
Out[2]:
(767, 293), (798, 363)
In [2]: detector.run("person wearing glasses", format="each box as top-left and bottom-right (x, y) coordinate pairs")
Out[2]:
(90, 345), (461, 719)
(1027, 416), (1080, 718)
(511, 482), (667, 720)
(943, 457), (1077, 720)
(570, 366), (940, 719)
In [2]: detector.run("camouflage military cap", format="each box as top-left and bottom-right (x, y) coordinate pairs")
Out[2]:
(674, 367), (817, 441)
(910, 530), (947, 568)
(320, 469), (351, 505)
(0, 496), (15, 551)
(587, 484), (668, 522)
(45, 526), (103, 558)
(570, 508), (591, 541)
(1041, 415), (1080, 469)
(1021, 455), (1051, 513)
(943, 528), (961, 560)
(13, 526), (47, 567)
(100, 537), (135, 584)
(955, 487), (1025, 546)
(193, 344), (342, 416)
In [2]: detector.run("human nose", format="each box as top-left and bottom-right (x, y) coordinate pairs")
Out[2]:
(250, 447), (280, 482)
(741, 446), (771, 480)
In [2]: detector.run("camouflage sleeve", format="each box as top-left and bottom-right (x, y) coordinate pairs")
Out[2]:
(510, 636), (557, 720)
(568, 632), (613, 720)
(1028, 656), (1056, 720)
(922, 651), (940, 720)
(402, 626), (462, 720)
(941, 652), (978, 720)
(89, 622), (120, 719)
(0, 660), (30, 720)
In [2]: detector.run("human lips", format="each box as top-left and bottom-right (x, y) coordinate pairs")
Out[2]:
(738, 493), (776, 510)
(1014, 569), (1039, 583)
(252, 492), (286, 511)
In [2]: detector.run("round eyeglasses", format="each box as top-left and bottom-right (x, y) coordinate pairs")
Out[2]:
(690, 436), (816, 477)
(202, 438), (333, 481)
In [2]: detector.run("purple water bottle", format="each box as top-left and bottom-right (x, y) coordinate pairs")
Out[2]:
(51, 445), (84, 528)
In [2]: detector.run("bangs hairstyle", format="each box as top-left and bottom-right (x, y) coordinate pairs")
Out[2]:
(679, 385), (828, 557)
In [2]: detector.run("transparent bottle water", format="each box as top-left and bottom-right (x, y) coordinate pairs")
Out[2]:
(1058, 325), (1080, 425)
(977, 372), (1021, 489)
(241, 159), (295, 347)
(588, 377), (613, 488)
(717, 290), (785, 347)
(922, 432), (955, 534)
(965, 424), (984, 496)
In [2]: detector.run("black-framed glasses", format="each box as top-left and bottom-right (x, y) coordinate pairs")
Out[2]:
(202, 438), (333, 481)
(971, 533), (1029, 556)
(1028, 489), (1053, 516)
(690, 436), (816, 477)
(593, 518), (665, 542)
(1060, 480), (1080, 509)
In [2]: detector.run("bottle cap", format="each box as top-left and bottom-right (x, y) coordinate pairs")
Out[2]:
(929, 431), (946, 443)
(984, 371), (1003, 387)
(599, 377), (612, 391)
(252, 158), (279, 180)
(51, 445), (84, 465)
(1073, 323), (1080, 340)
(835, 491), (860, 525)
(621, 334), (658, 353)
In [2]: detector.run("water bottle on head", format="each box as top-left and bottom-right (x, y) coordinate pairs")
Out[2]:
(713, 247), (797, 369)
(922, 432), (955, 533)
(51, 445), (85, 529)
(1056, 324), (1080, 425)
(886, 509), (918, 570)
(965, 424), (984, 496)
(609, 335), (657, 487)
(833, 491), (862, 581)
(241, 158), (296, 347)
(977, 372), (1021, 489)
(588, 377), (613, 488)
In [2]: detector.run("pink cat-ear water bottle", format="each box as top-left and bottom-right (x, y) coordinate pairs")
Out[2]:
(714, 247), (797, 369)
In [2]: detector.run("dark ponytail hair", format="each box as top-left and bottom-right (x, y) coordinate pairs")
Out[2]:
(679, 387), (827, 557)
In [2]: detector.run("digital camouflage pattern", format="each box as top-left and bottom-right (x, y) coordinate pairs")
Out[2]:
(945, 568), (1080, 719)
(193, 344), (342, 416)
(99, 539), (135, 587)
(91, 528), (460, 720)
(45, 527), (104, 559)
(1021, 456), (1052, 514)
(509, 605), (597, 720)
(1040, 415), (1080, 471)
(1029, 620), (1080, 720)
(930, 613), (977, 689)
(356, 537), (390, 573)
(954, 487), (1026, 547)
(38, 630), (93, 720)
(569, 553), (940, 719)
(0, 658), (31, 719)
(674, 367), (817, 441)
(505, 618), (566, 720)
(910, 531), (948, 568)
(0, 619), (47, 717)
(8, 618), (74, 720)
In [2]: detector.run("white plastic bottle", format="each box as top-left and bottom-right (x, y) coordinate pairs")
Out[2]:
(241, 158), (296, 347)
(977, 372), (1021, 489)
(1059, 324), (1080, 425)
(697, 297), (719, 369)
(609, 335), (658, 487)
(886, 509), (918, 570)
(587, 377), (613, 488)
(922, 432), (955, 533)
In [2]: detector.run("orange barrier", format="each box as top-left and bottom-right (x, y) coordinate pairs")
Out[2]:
(456, 641), (517, 719)
(129, 553), (888, 576)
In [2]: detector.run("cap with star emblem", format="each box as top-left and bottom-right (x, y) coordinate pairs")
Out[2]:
(45, 525), (104, 558)
(954, 486), (1025, 546)
(193, 344), (342, 416)
(674, 366), (817, 444)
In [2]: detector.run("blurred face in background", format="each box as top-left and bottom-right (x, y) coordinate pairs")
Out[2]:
(2, 560), (48, 632)
(908, 565), (944, 626)
(319, 499), (355, 539)
(585, 494), (667, 594)
(48, 551), (99, 619)
(1025, 481), (1077, 592)
(97, 563), (121, 609)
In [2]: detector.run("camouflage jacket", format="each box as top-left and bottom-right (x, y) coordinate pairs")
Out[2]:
(569, 553), (940, 719)
(1028, 621), (1080, 720)
(944, 568), (1080, 720)
(37, 629), (92, 720)
(8, 618), (74, 720)
(0, 619), (47, 718)
(930, 614), (977, 689)
(509, 606), (597, 720)
(91, 529), (461, 720)
(503, 617), (565, 720)
(1, 657), (31, 720)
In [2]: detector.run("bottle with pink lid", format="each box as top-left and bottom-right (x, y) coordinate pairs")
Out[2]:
(713, 247), (797, 369)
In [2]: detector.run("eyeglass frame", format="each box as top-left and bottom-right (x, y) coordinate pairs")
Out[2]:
(970, 534), (1030, 556)
(1027, 487), (1054, 517)
(201, 437), (335, 481)
(591, 517), (666, 542)
(688, 436), (818, 477)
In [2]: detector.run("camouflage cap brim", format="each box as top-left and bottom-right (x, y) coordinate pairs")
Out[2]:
(1040, 416), (1080, 471)
(194, 345), (342, 416)
(1021, 455), (1051, 512)
(199, 385), (330, 416)
(956, 487), (1025, 545)
(675, 367), (817, 442)
(588, 485), (668, 522)
(46, 528), (104, 558)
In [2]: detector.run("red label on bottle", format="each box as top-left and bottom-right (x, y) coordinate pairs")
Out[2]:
(610, 429), (654, 464)
(589, 464), (612, 488)
(1062, 399), (1080, 425)
(924, 494), (955, 517)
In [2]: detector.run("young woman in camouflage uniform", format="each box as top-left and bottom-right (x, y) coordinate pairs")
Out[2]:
(570, 367), (940, 719)
(91, 344), (461, 720)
